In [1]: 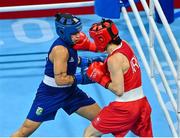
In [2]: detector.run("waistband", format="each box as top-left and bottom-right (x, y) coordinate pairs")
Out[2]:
(43, 75), (72, 88)
(115, 86), (144, 102)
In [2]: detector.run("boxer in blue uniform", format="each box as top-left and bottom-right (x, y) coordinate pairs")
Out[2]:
(11, 13), (104, 137)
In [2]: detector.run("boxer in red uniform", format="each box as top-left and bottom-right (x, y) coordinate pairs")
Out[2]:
(82, 19), (153, 137)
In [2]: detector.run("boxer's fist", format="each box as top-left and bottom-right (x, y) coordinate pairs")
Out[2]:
(87, 62), (111, 88)
(73, 32), (97, 52)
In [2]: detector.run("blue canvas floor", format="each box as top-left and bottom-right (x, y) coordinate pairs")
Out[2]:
(0, 10), (180, 137)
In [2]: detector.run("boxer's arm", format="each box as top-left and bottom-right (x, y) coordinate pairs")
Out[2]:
(107, 54), (125, 96)
(51, 46), (74, 85)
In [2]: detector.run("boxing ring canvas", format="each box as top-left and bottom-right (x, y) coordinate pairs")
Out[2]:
(0, 11), (180, 137)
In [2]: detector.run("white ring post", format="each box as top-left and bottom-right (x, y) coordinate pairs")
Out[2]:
(149, 0), (155, 78)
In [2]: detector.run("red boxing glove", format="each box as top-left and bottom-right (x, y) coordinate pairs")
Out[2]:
(73, 32), (97, 52)
(87, 62), (111, 88)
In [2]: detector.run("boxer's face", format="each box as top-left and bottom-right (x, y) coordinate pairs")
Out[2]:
(71, 32), (81, 44)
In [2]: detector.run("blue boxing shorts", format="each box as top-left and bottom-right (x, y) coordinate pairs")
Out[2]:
(27, 82), (95, 122)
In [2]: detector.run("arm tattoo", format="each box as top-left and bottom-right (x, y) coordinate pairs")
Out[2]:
(54, 72), (66, 76)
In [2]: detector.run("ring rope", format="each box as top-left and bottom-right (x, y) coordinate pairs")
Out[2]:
(0, 1), (94, 12)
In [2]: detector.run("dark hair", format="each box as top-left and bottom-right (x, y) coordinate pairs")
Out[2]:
(110, 36), (122, 45)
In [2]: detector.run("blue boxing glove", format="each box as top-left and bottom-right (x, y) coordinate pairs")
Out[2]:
(74, 68), (94, 85)
(78, 55), (107, 69)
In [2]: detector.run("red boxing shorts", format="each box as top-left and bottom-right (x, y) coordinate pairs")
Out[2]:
(92, 97), (153, 137)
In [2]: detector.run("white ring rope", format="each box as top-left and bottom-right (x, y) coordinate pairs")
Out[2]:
(0, 1), (94, 12)
(152, 0), (180, 58)
(122, 6), (178, 137)
(140, 0), (178, 82)
(128, 0), (177, 117)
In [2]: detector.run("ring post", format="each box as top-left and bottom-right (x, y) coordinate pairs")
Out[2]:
(155, 0), (174, 24)
(94, 0), (121, 19)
